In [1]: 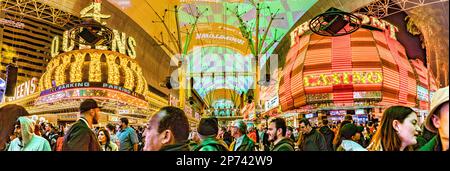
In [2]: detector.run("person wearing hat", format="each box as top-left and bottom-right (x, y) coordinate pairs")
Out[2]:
(62, 99), (102, 151)
(229, 120), (255, 151)
(336, 123), (367, 151)
(420, 86), (449, 151)
(193, 117), (228, 151)
(0, 104), (30, 150)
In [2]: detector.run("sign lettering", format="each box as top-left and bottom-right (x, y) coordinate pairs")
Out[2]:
(304, 71), (383, 87)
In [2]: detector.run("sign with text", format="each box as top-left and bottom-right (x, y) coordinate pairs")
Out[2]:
(14, 77), (38, 100)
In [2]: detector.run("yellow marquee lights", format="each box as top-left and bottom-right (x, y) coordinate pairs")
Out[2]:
(80, 1), (111, 25)
(89, 53), (102, 82)
(70, 53), (85, 83)
(120, 57), (135, 90)
(39, 50), (147, 97)
(55, 55), (71, 86)
(62, 31), (75, 52)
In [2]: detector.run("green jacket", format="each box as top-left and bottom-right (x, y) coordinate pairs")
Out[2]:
(160, 140), (193, 151)
(229, 135), (255, 151)
(193, 136), (229, 151)
(418, 135), (442, 151)
(271, 138), (294, 151)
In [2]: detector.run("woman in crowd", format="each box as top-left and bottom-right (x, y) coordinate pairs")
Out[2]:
(98, 128), (118, 151)
(367, 106), (422, 151)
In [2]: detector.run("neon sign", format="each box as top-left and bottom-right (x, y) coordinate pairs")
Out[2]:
(304, 71), (383, 87)
(290, 14), (399, 47)
(14, 77), (38, 100)
(50, 1), (137, 59)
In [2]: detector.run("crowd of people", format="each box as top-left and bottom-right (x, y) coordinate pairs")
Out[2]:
(0, 86), (448, 152)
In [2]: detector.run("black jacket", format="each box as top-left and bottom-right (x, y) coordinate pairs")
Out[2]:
(318, 126), (334, 151)
(272, 138), (295, 151)
(298, 129), (328, 151)
(62, 119), (101, 151)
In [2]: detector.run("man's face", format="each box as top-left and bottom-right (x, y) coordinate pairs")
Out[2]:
(45, 124), (51, 132)
(231, 126), (239, 138)
(267, 122), (278, 142)
(118, 120), (125, 129)
(434, 102), (449, 140)
(286, 129), (292, 138)
(143, 115), (162, 151)
(14, 124), (21, 138)
(353, 132), (361, 142)
(218, 128), (224, 136)
(299, 123), (309, 135)
(92, 108), (100, 125)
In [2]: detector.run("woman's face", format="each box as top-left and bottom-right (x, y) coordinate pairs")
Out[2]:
(98, 131), (107, 143)
(396, 112), (421, 147)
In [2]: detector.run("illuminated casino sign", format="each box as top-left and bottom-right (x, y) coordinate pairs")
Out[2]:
(50, 1), (137, 59)
(40, 82), (145, 100)
(303, 71), (383, 87)
(290, 14), (399, 47)
(14, 77), (39, 100)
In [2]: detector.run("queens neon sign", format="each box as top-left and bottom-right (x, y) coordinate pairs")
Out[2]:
(303, 71), (383, 87)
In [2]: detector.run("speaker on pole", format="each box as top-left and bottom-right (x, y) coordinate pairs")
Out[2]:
(5, 63), (18, 97)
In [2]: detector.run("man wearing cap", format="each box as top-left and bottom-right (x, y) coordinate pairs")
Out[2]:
(229, 120), (255, 151)
(193, 117), (229, 151)
(336, 123), (367, 151)
(420, 86), (449, 151)
(62, 99), (102, 151)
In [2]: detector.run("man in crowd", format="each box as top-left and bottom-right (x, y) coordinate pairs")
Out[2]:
(336, 123), (367, 151)
(194, 117), (228, 151)
(43, 123), (58, 151)
(420, 86), (449, 151)
(62, 99), (101, 151)
(229, 120), (255, 151)
(268, 118), (294, 151)
(318, 119), (334, 151)
(117, 118), (139, 151)
(297, 118), (328, 151)
(143, 106), (191, 151)
(8, 117), (51, 151)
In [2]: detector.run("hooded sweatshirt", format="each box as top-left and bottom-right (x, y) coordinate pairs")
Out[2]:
(8, 117), (51, 151)
(337, 140), (367, 151)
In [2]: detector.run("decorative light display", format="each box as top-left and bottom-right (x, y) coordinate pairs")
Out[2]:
(279, 16), (421, 112)
(106, 54), (120, 85)
(89, 53), (102, 82)
(185, 0), (317, 54)
(62, 31), (75, 52)
(186, 46), (253, 98)
(70, 53), (85, 83)
(120, 57), (135, 90)
(39, 50), (148, 97)
(54, 55), (69, 86)
(80, 1), (111, 25)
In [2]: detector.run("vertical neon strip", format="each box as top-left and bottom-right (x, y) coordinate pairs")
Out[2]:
(385, 31), (408, 105)
(331, 34), (354, 103)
